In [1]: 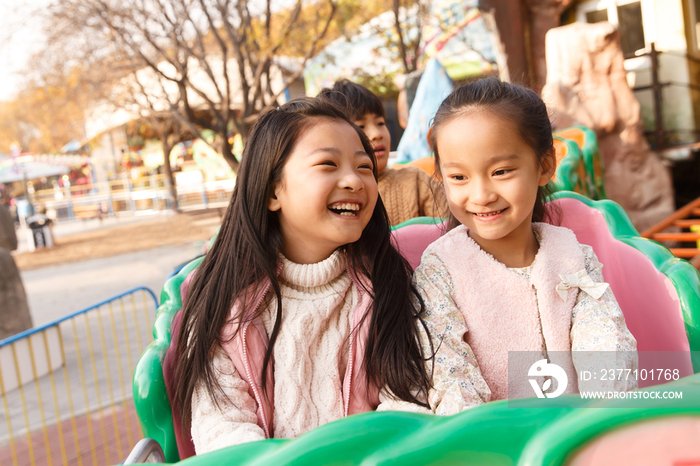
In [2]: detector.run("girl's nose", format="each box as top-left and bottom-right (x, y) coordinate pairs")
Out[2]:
(339, 169), (364, 191)
(366, 125), (382, 142)
(470, 179), (496, 205)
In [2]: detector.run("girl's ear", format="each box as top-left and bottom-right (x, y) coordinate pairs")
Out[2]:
(538, 147), (557, 187)
(268, 183), (281, 211)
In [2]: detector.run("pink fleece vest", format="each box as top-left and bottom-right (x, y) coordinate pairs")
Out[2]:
(426, 223), (584, 400)
(218, 268), (380, 439)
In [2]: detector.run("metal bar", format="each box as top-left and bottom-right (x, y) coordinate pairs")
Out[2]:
(0, 287), (158, 348)
(108, 302), (134, 448)
(105, 181), (115, 217)
(0, 349), (18, 466)
(129, 296), (144, 357)
(651, 43), (665, 150)
(670, 248), (700, 258)
(11, 343), (35, 466)
(650, 232), (700, 241)
(674, 219), (700, 228)
(123, 438), (165, 464)
(127, 178), (136, 213)
(71, 319), (98, 466)
(65, 184), (74, 221)
(27, 336), (53, 466)
(95, 306), (123, 460)
(659, 49), (700, 64)
(631, 83), (672, 92)
(118, 299), (135, 378)
(642, 196), (700, 237)
(82, 313), (111, 466)
(42, 331), (68, 466)
(141, 290), (152, 336)
(58, 327), (83, 466)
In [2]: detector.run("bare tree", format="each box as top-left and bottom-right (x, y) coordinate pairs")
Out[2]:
(390, 0), (430, 74)
(50, 0), (338, 173)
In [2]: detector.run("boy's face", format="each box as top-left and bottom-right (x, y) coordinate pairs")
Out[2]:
(354, 113), (391, 174)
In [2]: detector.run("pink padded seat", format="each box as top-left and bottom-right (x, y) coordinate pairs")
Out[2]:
(390, 222), (445, 271)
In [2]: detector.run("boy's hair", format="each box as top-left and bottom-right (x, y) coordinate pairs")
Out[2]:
(318, 79), (385, 120)
(429, 77), (557, 225)
(174, 97), (432, 430)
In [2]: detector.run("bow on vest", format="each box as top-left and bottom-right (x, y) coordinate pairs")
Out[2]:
(556, 270), (609, 301)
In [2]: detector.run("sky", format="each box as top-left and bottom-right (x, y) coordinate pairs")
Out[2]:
(0, 0), (49, 101)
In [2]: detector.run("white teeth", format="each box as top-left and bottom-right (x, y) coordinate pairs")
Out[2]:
(339, 211), (355, 216)
(474, 209), (504, 217)
(329, 203), (360, 211)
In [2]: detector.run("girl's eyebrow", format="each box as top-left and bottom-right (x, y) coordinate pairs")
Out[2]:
(309, 147), (341, 155)
(442, 153), (520, 169)
(309, 147), (369, 158)
(489, 154), (520, 164)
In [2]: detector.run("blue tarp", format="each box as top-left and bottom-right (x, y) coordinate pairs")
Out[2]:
(395, 58), (453, 162)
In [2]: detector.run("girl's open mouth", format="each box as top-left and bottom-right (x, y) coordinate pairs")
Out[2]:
(328, 202), (362, 217)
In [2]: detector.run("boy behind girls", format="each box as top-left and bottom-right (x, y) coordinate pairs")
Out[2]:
(319, 80), (447, 226)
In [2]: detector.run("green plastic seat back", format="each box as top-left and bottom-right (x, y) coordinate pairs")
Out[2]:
(133, 258), (203, 463)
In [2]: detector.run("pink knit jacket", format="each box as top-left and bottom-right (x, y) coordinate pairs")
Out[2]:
(164, 267), (379, 459)
(218, 269), (380, 439)
(425, 223), (583, 400)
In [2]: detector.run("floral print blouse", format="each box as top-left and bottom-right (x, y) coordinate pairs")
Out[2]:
(414, 243), (638, 416)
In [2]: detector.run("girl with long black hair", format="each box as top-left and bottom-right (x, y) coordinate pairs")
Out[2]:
(168, 98), (431, 456)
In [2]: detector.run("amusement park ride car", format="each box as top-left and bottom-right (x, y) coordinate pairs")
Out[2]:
(130, 127), (700, 465)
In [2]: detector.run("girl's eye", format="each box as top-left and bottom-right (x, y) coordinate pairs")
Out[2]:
(450, 175), (466, 181)
(320, 161), (337, 167)
(493, 169), (511, 176)
(359, 163), (373, 170)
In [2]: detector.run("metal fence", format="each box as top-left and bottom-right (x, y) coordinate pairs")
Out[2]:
(30, 175), (235, 222)
(631, 42), (700, 150)
(0, 287), (158, 466)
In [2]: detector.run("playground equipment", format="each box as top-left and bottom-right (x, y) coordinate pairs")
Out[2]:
(132, 191), (700, 464)
(641, 195), (700, 269)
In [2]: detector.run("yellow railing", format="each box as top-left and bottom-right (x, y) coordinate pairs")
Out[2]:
(0, 287), (158, 466)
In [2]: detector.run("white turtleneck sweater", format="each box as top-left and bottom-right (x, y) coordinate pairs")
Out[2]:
(191, 250), (357, 454)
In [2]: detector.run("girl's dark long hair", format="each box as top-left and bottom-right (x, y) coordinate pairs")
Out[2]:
(429, 78), (560, 228)
(174, 98), (431, 429)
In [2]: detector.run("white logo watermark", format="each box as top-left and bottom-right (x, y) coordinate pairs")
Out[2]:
(528, 359), (568, 398)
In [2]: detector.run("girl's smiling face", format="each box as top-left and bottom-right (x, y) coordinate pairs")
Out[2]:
(268, 119), (378, 264)
(437, 111), (554, 265)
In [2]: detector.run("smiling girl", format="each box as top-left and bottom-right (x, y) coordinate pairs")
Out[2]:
(414, 78), (637, 414)
(319, 79), (447, 226)
(167, 98), (432, 457)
